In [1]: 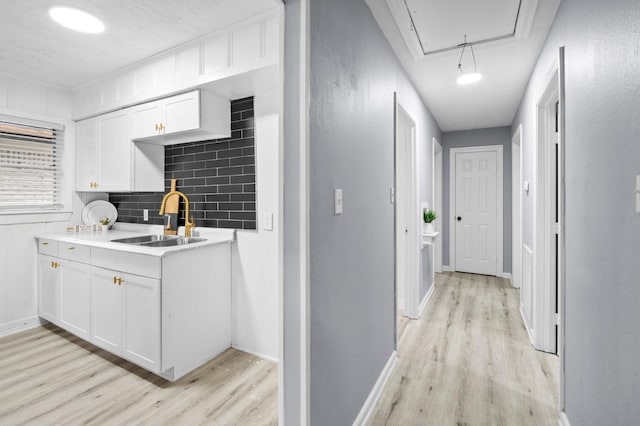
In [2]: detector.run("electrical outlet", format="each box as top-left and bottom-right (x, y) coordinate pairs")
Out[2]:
(263, 212), (273, 231)
(143, 209), (149, 222)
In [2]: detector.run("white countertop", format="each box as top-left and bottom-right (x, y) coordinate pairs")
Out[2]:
(37, 224), (235, 258)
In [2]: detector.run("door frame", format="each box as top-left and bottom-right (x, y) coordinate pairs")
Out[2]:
(533, 54), (563, 354)
(449, 145), (503, 275)
(395, 101), (420, 319)
(433, 137), (443, 273)
(511, 125), (523, 288)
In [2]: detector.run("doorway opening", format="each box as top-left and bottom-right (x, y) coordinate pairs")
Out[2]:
(395, 99), (420, 329)
(449, 145), (504, 276)
(532, 59), (562, 355)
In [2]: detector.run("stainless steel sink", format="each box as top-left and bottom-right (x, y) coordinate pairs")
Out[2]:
(111, 234), (178, 244)
(141, 237), (207, 247)
(110, 234), (207, 247)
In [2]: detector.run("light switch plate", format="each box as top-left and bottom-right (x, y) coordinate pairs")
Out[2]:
(636, 175), (640, 213)
(263, 212), (273, 231)
(334, 189), (343, 215)
(143, 209), (149, 222)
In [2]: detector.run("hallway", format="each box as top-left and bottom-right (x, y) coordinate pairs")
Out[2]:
(369, 272), (558, 425)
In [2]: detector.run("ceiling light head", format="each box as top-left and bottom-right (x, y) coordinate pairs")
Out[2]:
(49, 6), (105, 34)
(456, 35), (482, 85)
(457, 72), (483, 85)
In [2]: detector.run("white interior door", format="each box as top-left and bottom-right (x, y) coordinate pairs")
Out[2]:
(454, 150), (498, 276)
(395, 104), (419, 319)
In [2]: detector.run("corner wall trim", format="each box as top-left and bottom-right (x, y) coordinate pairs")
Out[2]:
(353, 351), (398, 425)
(0, 316), (46, 338)
(418, 284), (435, 318)
(559, 411), (571, 426)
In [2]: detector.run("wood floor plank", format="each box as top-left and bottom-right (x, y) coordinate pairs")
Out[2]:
(369, 272), (559, 426)
(0, 324), (278, 425)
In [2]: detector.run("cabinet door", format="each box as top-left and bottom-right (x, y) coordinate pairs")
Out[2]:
(97, 110), (132, 191)
(76, 118), (98, 191)
(59, 261), (91, 340)
(91, 267), (122, 353)
(163, 91), (200, 135)
(131, 100), (162, 139)
(122, 273), (161, 372)
(38, 255), (59, 324)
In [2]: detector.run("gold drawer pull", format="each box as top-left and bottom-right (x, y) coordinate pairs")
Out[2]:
(67, 247), (75, 250)
(41, 242), (49, 246)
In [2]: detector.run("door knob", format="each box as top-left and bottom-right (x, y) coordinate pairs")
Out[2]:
(457, 216), (462, 221)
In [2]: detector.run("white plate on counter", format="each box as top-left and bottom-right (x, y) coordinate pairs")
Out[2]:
(82, 200), (118, 228)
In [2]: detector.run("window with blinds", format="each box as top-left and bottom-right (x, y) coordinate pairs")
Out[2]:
(0, 120), (64, 211)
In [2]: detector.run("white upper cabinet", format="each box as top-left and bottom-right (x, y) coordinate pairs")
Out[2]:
(76, 109), (164, 192)
(131, 90), (230, 144)
(72, 15), (278, 120)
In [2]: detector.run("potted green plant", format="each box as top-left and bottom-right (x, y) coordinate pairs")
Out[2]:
(423, 209), (437, 234)
(99, 217), (110, 232)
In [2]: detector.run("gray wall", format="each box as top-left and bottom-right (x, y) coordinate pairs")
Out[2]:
(441, 127), (512, 272)
(512, 0), (640, 423)
(308, 0), (440, 424)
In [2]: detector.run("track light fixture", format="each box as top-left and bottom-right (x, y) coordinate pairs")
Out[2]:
(457, 35), (482, 85)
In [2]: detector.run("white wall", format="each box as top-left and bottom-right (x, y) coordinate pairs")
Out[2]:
(231, 92), (280, 360)
(0, 75), (84, 336)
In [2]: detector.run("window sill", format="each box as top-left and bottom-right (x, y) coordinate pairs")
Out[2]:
(0, 210), (73, 225)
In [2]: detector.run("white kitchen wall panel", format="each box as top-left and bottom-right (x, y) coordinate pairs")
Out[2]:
(72, 14), (278, 120)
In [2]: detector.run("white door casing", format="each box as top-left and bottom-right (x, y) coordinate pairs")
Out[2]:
(512, 125), (523, 288)
(433, 138), (443, 273)
(449, 146), (503, 276)
(395, 103), (420, 319)
(532, 57), (561, 354)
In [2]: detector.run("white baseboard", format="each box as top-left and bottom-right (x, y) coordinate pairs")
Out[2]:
(397, 298), (405, 311)
(509, 276), (520, 288)
(231, 344), (278, 364)
(442, 265), (451, 272)
(559, 411), (571, 426)
(418, 284), (435, 318)
(498, 272), (512, 279)
(353, 351), (398, 426)
(0, 316), (46, 338)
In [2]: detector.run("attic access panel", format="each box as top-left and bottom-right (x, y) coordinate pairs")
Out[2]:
(404, 0), (522, 55)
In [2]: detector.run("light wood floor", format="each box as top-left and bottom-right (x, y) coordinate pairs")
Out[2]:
(371, 272), (559, 426)
(0, 323), (277, 425)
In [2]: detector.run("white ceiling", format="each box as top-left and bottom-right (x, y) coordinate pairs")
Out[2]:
(0, 0), (278, 89)
(366, 0), (561, 132)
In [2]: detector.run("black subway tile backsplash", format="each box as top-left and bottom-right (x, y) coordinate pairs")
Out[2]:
(109, 97), (256, 231)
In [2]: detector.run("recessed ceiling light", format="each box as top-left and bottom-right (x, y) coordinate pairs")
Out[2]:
(49, 6), (105, 34)
(457, 73), (483, 85)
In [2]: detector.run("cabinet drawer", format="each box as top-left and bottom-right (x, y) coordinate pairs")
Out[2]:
(91, 247), (160, 279)
(58, 243), (91, 264)
(38, 239), (58, 256)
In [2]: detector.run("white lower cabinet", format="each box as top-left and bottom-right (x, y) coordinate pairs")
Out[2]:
(59, 260), (92, 340)
(37, 236), (231, 381)
(38, 255), (59, 324)
(91, 267), (160, 372)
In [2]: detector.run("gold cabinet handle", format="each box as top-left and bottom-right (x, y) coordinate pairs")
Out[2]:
(113, 276), (117, 284)
(67, 247), (75, 250)
(117, 278), (124, 285)
(42, 242), (49, 246)
(51, 261), (55, 268)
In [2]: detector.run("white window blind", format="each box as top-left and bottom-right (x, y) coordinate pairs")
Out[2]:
(0, 120), (64, 211)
